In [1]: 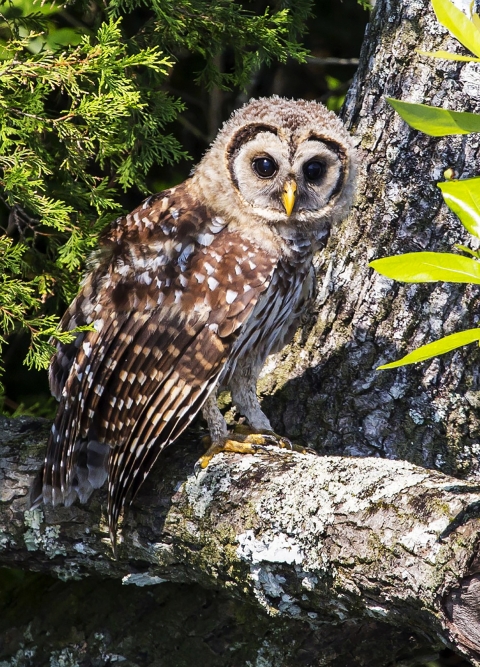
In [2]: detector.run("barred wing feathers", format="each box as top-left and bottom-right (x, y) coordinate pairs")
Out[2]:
(35, 183), (276, 542)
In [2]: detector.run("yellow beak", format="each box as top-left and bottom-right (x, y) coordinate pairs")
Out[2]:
(281, 179), (297, 217)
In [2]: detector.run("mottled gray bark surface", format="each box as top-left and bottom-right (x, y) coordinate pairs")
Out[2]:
(262, 0), (480, 482)
(2, 0), (480, 665)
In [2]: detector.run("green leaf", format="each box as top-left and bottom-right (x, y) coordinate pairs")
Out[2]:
(431, 0), (480, 57)
(417, 49), (480, 62)
(454, 243), (480, 258)
(370, 252), (480, 283)
(387, 98), (480, 135)
(378, 328), (480, 369)
(438, 177), (480, 238)
(473, 12), (480, 32)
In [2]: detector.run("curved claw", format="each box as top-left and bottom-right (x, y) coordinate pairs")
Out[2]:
(194, 428), (317, 474)
(233, 425), (292, 449)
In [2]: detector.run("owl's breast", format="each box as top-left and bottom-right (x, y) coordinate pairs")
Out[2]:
(221, 255), (314, 385)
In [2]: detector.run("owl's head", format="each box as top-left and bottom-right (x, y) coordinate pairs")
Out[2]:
(193, 96), (357, 248)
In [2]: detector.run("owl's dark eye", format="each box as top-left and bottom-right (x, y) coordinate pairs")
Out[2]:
(252, 157), (277, 178)
(303, 160), (325, 182)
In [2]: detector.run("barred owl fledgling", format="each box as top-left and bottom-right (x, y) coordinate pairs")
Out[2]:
(31, 97), (358, 545)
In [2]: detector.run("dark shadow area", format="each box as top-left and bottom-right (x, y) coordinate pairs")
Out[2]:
(0, 567), (277, 667)
(1, 565), (470, 667)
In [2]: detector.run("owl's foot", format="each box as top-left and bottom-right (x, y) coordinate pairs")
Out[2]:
(195, 428), (315, 473)
(233, 424), (316, 455)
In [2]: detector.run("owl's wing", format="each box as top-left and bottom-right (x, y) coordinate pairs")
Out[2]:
(37, 182), (276, 542)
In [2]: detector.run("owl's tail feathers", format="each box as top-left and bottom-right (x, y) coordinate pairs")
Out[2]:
(28, 469), (45, 510)
(28, 438), (110, 510)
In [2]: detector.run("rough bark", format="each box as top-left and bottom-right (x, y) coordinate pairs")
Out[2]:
(1, 415), (480, 666)
(261, 0), (480, 482)
(2, 0), (480, 665)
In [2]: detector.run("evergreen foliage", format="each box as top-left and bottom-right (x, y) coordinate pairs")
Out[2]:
(0, 0), (314, 403)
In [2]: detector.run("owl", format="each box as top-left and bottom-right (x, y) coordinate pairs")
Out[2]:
(30, 97), (357, 547)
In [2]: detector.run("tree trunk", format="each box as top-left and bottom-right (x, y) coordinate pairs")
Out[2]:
(262, 0), (480, 482)
(2, 0), (480, 665)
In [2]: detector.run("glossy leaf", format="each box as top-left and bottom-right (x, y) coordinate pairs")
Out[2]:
(431, 0), (480, 57)
(370, 252), (480, 283)
(378, 328), (480, 369)
(387, 98), (480, 136)
(438, 177), (480, 238)
(417, 49), (480, 62)
(454, 243), (480, 258)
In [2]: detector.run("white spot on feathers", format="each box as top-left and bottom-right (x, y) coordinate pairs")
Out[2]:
(117, 263), (131, 277)
(226, 289), (238, 304)
(197, 232), (215, 246)
(209, 216), (226, 231)
(138, 271), (152, 285)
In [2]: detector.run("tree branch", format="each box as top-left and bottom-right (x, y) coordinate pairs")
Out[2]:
(1, 415), (480, 664)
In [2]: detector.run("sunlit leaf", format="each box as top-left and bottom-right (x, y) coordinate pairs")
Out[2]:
(454, 243), (480, 258)
(378, 328), (480, 369)
(370, 251), (480, 283)
(431, 0), (480, 57)
(438, 177), (480, 238)
(417, 49), (480, 61)
(387, 98), (480, 136)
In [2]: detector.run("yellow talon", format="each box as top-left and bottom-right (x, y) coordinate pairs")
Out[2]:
(195, 429), (316, 474)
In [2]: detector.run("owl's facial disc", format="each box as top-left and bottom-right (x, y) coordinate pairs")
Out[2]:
(228, 126), (346, 225)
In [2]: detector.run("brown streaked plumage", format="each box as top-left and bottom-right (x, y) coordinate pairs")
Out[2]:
(31, 97), (358, 546)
